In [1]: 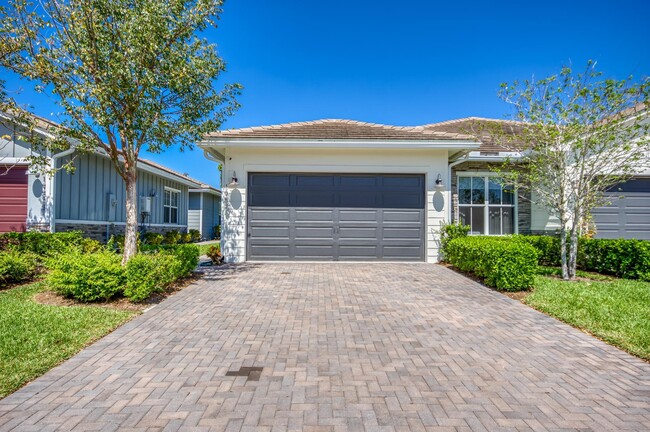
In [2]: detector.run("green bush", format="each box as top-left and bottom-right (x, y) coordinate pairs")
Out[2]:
(446, 236), (538, 291)
(124, 253), (178, 302)
(518, 235), (650, 280)
(579, 238), (650, 281)
(189, 229), (201, 242)
(47, 251), (125, 302)
(514, 235), (561, 266)
(0, 251), (38, 287)
(142, 232), (164, 245)
(166, 244), (199, 278)
(180, 233), (192, 244)
(439, 222), (470, 259)
(163, 230), (181, 245)
(0, 231), (85, 256)
(213, 224), (221, 239)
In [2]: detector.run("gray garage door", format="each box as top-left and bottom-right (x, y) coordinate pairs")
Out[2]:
(247, 173), (425, 261)
(592, 178), (650, 240)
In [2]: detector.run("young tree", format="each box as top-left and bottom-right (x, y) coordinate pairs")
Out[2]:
(0, 0), (240, 263)
(479, 62), (649, 280)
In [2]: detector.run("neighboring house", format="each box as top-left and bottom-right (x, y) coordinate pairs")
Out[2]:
(188, 185), (221, 240)
(199, 117), (650, 263)
(0, 113), (221, 241)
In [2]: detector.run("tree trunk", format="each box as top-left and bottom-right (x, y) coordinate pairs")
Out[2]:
(559, 212), (569, 280)
(122, 168), (138, 265)
(567, 210), (581, 279)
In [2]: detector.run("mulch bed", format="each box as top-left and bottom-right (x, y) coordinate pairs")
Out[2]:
(33, 273), (203, 312)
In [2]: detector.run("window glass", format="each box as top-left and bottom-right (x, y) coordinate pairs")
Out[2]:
(488, 179), (502, 204)
(458, 177), (471, 204)
(502, 184), (514, 205)
(502, 207), (514, 234)
(471, 177), (485, 204)
(163, 189), (179, 224)
(471, 206), (485, 234)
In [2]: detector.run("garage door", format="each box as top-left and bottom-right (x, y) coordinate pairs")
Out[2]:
(247, 173), (425, 261)
(0, 166), (28, 233)
(592, 178), (650, 240)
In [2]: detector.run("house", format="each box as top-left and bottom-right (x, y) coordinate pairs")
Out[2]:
(199, 117), (650, 263)
(0, 113), (222, 241)
(188, 185), (221, 240)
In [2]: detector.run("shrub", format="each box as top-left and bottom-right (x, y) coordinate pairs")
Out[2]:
(514, 235), (561, 266)
(124, 253), (178, 302)
(47, 251), (125, 302)
(446, 236), (538, 291)
(439, 222), (470, 259)
(142, 232), (164, 245)
(579, 238), (650, 281)
(189, 229), (201, 242)
(0, 251), (38, 287)
(213, 224), (221, 239)
(206, 244), (223, 264)
(518, 235), (650, 280)
(166, 244), (199, 278)
(0, 231), (85, 256)
(181, 233), (192, 244)
(163, 230), (181, 245)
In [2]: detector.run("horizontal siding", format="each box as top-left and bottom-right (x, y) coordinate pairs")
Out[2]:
(56, 152), (189, 226)
(188, 209), (201, 232)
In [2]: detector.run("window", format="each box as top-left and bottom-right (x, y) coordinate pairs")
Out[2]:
(163, 188), (180, 224)
(458, 175), (515, 235)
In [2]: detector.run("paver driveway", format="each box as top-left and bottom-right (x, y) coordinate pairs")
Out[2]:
(1, 263), (649, 431)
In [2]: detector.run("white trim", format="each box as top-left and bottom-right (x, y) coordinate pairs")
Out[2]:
(199, 193), (204, 238)
(55, 219), (187, 227)
(189, 188), (222, 197)
(164, 186), (181, 193)
(0, 158), (30, 165)
(243, 163), (432, 174)
(200, 138), (481, 150)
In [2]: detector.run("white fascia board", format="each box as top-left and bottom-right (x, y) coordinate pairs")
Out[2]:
(189, 188), (222, 197)
(198, 138), (482, 150)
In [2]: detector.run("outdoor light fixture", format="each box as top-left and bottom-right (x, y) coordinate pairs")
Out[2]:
(435, 173), (444, 189)
(228, 171), (239, 187)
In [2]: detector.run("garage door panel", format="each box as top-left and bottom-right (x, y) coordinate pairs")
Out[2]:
(294, 227), (335, 238)
(247, 173), (425, 261)
(0, 166), (28, 233)
(594, 180), (650, 240)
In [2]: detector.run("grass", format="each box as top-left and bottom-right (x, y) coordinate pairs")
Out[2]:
(525, 271), (650, 360)
(0, 283), (136, 398)
(197, 241), (219, 257)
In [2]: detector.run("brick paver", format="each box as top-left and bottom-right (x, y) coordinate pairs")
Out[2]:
(1, 263), (649, 431)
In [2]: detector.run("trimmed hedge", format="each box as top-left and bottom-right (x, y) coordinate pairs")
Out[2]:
(515, 235), (650, 281)
(446, 236), (539, 291)
(124, 253), (179, 302)
(0, 251), (38, 287)
(47, 251), (125, 302)
(0, 232), (86, 256)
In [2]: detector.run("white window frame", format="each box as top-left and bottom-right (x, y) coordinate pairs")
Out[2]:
(457, 172), (519, 235)
(163, 187), (181, 225)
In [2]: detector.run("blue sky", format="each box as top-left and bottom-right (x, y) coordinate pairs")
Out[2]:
(3, 0), (649, 188)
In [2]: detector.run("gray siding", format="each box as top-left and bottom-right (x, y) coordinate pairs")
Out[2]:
(0, 124), (40, 159)
(55, 152), (189, 226)
(202, 194), (221, 239)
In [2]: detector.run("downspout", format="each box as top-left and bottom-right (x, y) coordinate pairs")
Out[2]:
(48, 148), (76, 232)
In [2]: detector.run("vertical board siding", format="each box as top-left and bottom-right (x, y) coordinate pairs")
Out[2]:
(56, 152), (189, 226)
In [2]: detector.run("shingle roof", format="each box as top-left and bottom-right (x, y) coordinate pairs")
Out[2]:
(422, 117), (526, 152)
(206, 119), (474, 141)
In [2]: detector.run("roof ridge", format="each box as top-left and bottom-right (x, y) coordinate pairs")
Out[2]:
(422, 116), (524, 128)
(216, 118), (441, 135)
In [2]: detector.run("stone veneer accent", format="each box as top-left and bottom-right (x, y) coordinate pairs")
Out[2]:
(451, 161), (532, 234)
(55, 223), (187, 242)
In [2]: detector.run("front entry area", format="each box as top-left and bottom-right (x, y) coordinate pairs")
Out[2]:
(246, 173), (426, 261)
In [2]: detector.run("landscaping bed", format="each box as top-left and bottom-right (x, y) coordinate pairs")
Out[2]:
(0, 282), (136, 398)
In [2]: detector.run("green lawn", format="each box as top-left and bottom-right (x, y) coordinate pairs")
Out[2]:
(197, 241), (219, 257)
(525, 272), (650, 360)
(0, 283), (136, 398)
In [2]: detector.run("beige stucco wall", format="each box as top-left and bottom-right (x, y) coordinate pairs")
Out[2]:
(220, 147), (450, 263)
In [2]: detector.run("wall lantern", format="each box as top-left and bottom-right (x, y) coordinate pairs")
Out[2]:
(434, 173), (444, 190)
(228, 171), (239, 187)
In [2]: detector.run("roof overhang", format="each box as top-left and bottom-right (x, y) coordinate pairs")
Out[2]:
(199, 137), (482, 151)
(189, 188), (222, 197)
